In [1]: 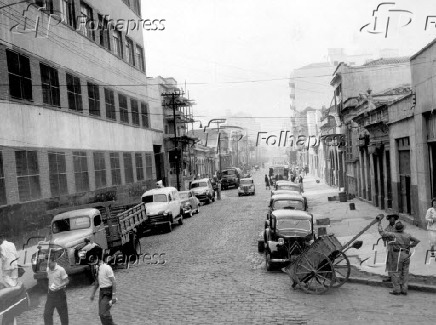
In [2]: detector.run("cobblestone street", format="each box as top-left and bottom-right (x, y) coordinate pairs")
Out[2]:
(17, 171), (435, 325)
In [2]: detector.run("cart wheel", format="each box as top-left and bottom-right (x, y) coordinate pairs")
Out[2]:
(294, 251), (335, 294)
(331, 251), (350, 288)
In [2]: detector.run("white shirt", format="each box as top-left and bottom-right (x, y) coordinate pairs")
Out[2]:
(98, 263), (115, 289)
(47, 264), (68, 291)
(426, 207), (436, 231)
(0, 240), (18, 271)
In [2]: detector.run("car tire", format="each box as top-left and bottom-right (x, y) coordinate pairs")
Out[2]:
(258, 240), (264, 253)
(266, 251), (274, 271)
(238, 193), (241, 197)
(185, 210), (193, 218)
(166, 221), (172, 233)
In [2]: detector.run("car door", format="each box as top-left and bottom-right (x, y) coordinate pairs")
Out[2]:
(92, 213), (108, 249)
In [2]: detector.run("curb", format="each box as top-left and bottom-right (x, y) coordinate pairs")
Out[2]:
(347, 277), (436, 293)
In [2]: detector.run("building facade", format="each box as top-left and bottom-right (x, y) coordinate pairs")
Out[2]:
(0, 0), (162, 237)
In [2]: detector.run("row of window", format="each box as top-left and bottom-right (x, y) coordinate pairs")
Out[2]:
(36, 0), (145, 70)
(6, 49), (150, 128)
(0, 150), (153, 206)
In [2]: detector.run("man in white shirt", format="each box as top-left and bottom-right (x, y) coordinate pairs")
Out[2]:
(44, 255), (69, 325)
(90, 251), (118, 325)
(0, 234), (19, 288)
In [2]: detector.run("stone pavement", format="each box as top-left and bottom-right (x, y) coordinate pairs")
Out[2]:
(304, 173), (436, 290)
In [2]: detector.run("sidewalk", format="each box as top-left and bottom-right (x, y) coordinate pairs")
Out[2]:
(303, 173), (436, 292)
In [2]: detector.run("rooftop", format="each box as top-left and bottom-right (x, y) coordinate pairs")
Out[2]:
(363, 56), (410, 67)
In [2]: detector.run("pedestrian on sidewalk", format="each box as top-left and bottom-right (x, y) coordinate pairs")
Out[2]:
(264, 174), (270, 190)
(0, 234), (19, 288)
(425, 198), (436, 257)
(381, 214), (399, 283)
(43, 256), (69, 325)
(90, 251), (118, 325)
(378, 218), (420, 295)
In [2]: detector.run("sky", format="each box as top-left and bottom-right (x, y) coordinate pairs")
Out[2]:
(142, 0), (436, 130)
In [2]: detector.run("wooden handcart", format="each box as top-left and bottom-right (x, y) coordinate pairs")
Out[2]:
(283, 215), (384, 294)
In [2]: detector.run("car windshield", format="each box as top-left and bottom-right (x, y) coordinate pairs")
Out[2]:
(179, 192), (189, 199)
(240, 179), (253, 185)
(52, 216), (90, 233)
(276, 219), (311, 232)
(278, 185), (300, 191)
(273, 200), (304, 210)
(222, 170), (235, 175)
(143, 194), (168, 203)
(191, 182), (207, 188)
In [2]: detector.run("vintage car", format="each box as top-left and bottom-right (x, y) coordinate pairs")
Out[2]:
(238, 178), (255, 196)
(178, 190), (200, 217)
(267, 193), (307, 217)
(142, 187), (183, 232)
(271, 180), (307, 207)
(262, 210), (315, 271)
(189, 178), (215, 203)
(220, 167), (241, 190)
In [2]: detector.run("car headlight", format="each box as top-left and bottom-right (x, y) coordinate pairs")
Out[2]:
(278, 238), (284, 245)
(78, 251), (86, 259)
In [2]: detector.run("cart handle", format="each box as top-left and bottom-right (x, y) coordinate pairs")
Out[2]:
(341, 214), (384, 252)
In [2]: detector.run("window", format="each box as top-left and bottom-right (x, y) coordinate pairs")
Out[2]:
(119, 94), (129, 123)
(48, 152), (68, 197)
(98, 14), (111, 50)
(131, 99), (139, 126)
(73, 151), (89, 192)
(110, 153), (121, 185)
(126, 38), (135, 65)
(141, 102), (149, 128)
(135, 153), (144, 181)
(66, 73), (83, 112)
(123, 153), (133, 184)
(6, 50), (32, 101)
(104, 88), (116, 120)
(61, 0), (76, 28)
(112, 30), (123, 58)
(145, 153), (153, 179)
(93, 152), (106, 188)
(0, 152), (6, 205)
(88, 82), (100, 116)
(135, 45), (144, 71)
(35, 0), (54, 13)
(79, 1), (95, 40)
(40, 63), (60, 106)
(15, 151), (41, 202)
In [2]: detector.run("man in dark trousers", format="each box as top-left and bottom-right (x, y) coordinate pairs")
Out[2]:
(44, 256), (69, 325)
(378, 218), (420, 295)
(381, 214), (399, 282)
(90, 251), (118, 325)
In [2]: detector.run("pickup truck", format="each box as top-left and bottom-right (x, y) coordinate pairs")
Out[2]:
(31, 202), (147, 286)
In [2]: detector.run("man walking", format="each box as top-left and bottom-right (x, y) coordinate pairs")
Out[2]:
(380, 214), (399, 282)
(0, 234), (19, 288)
(90, 252), (118, 325)
(44, 255), (69, 325)
(378, 218), (420, 295)
(264, 174), (270, 190)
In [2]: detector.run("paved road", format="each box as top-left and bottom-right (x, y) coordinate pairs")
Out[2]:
(17, 170), (435, 325)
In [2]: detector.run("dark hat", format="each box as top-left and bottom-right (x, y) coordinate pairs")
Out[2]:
(395, 222), (405, 231)
(386, 214), (399, 221)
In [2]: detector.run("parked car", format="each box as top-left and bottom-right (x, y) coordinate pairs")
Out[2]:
(221, 167), (241, 190)
(238, 178), (255, 196)
(142, 187), (183, 232)
(190, 178), (215, 203)
(179, 190), (200, 217)
(254, 165), (259, 171)
(265, 193), (308, 226)
(262, 210), (315, 271)
(271, 180), (307, 207)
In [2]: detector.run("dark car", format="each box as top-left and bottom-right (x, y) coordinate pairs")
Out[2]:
(189, 178), (215, 204)
(262, 210), (314, 271)
(271, 180), (307, 208)
(221, 167), (241, 190)
(238, 178), (255, 196)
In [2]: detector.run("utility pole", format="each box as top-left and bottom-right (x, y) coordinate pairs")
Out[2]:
(162, 91), (184, 191)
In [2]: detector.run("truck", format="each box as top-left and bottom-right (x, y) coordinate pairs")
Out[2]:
(31, 202), (147, 286)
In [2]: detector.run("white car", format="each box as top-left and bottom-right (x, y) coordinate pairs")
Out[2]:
(141, 187), (183, 232)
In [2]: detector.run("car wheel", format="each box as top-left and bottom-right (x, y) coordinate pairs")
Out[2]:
(166, 221), (172, 233)
(185, 210), (193, 218)
(238, 193), (241, 197)
(258, 240), (264, 253)
(266, 251), (274, 271)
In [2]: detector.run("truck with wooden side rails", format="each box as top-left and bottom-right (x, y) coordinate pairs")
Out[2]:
(31, 202), (147, 286)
